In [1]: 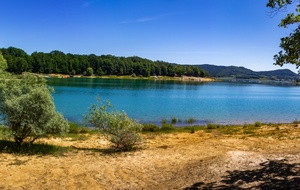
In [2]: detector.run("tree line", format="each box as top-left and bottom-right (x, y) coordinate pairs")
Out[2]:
(0, 47), (209, 77)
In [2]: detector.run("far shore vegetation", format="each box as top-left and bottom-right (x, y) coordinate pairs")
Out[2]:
(0, 47), (209, 79)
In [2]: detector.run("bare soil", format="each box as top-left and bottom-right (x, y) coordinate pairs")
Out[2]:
(0, 124), (300, 189)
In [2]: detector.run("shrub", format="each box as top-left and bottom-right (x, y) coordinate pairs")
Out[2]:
(161, 118), (168, 125)
(171, 117), (177, 124)
(254, 121), (262, 127)
(68, 123), (89, 134)
(160, 123), (174, 131)
(85, 98), (143, 151)
(190, 127), (195, 133)
(142, 124), (160, 132)
(69, 123), (81, 134)
(0, 74), (68, 146)
(79, 126), (89, 133)
(186, 118), (196, 125)
(207, 123), (220, 129)
(293, 118), (300, 124)
(243, 123), (251, 128)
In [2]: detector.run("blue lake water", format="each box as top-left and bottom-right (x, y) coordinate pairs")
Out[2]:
(48, 78), (300, 125)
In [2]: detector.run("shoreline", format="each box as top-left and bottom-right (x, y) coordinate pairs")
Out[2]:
(1, 123), (300, 189)
(37, 73), (216, 82)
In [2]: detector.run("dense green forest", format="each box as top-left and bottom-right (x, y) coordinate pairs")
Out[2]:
(0, 47), (209, 78)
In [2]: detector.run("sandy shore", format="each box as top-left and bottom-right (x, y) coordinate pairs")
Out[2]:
(0, 124), (300, 189)
(40, 73), (216, 82)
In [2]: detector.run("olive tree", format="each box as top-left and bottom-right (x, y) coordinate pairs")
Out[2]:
(85, 98), (143, 151)
(267, 0), (300, 71)
(0, 74), (68, 145)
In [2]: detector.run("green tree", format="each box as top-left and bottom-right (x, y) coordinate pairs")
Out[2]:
(86, 67), (94, 76)
(267, 0), (300, 71)
(1, 47), (31, 74)
(1, 47), (208, 77)
(84, 98), (143, 151)
(0, 51), (7, 72)
(96, 67), (105, 76)
(175, 65), (185, 76)
(0, 74), (68, 146)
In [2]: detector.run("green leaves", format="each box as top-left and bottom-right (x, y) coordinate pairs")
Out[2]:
(267, 0), (294, 9)
(1, 47), (209, 78)
(0, 74), (69, 145)
(274, 26), (300, 69)
(85, 98), (143, 151)
(0, 52), (7, 72)
(267, 0), (300, 71)
(279, 13), (300, 27)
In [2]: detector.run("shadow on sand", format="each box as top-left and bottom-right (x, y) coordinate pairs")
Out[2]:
(185, 159), (300, 190)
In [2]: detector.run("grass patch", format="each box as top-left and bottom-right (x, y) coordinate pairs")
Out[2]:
(142, 123), (206, 134)
(242, 126), (257, 135)
(142, 123), (160, 132)
(205, 125), (244, 135)
(69, 122), (89, 134)
(0, 140), (70, 155)
(160, 123), (175, 132)
(207, 123), (221, 129)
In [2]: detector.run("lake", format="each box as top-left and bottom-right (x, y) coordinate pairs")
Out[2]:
(48, 78), (300, 125)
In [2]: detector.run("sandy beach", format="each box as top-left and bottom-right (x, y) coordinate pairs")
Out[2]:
(0, 124), (300, 189)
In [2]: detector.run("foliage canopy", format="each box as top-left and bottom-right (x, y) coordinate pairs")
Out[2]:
(0, 73), (69, 145)
(85, 98), (143, 151)
(0, 47), (209, 78)
(0, 52), (7, 72)
(267, 0), (300, 71)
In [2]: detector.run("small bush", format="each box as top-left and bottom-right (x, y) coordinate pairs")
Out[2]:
(186, 118), (196, 124)
(293, 118), (300, 124)
(293, 119), (300, 126)
(160, 123), (174, 131)
(69, 123), (81, 134)
(254, 121), (262, 127)
(85, 98), (143, 151)
(207, 123), (220, 129)
(69, 123), (90, 134)
(142, 124), (160, 132)
(79, 126), (89, 133)
(190, 127), (195, 133)
(161, 118), (168, 125)
(171, 117), (177, 124)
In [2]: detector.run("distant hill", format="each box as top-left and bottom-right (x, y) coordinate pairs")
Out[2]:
(198, 64), (299, 80)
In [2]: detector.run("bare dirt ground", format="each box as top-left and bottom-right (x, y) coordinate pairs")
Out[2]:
(0, 124), (300, 189)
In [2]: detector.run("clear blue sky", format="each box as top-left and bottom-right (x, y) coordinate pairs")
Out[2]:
(0, 0), (298, 72)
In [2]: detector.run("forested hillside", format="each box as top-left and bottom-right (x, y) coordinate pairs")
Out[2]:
(199, 64), (298, 80)
(0, 47), (208, 78)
